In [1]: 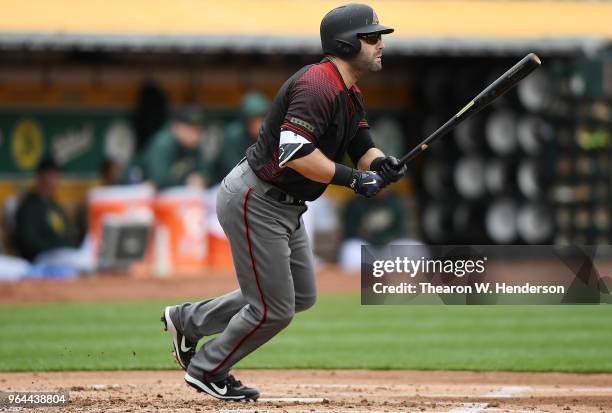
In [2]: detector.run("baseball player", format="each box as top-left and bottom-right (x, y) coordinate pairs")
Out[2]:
(162, 3), (406, 401)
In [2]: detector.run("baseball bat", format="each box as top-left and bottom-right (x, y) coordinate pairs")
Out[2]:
(398, 53), (542, 166)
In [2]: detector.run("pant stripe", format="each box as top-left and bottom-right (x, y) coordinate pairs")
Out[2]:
(209, 187), (268, 376)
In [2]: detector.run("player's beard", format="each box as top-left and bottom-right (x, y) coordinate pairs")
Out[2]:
(351, 48), (383, 73)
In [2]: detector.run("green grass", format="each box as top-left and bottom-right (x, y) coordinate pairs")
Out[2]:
(1, 296), (611, 372)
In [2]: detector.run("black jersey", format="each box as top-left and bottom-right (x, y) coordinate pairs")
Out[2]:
(246, 58), (375, 202)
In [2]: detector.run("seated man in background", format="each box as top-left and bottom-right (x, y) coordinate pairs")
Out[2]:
(125, 105), (211, 189)
(210, 91), (270, 184)
(14, 158), (94, 274)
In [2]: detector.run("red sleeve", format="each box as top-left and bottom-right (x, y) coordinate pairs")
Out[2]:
(281, 66), (338, 144)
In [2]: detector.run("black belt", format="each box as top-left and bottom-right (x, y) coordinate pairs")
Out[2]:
(264, 187), (306, 206)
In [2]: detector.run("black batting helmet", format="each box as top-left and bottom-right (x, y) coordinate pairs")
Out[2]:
(320, 3), (394, 58)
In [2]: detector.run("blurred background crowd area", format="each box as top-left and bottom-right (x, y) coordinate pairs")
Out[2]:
(0, 0), (610, 280)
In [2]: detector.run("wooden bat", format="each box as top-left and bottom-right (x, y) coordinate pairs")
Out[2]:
(398, 53), (542, 166)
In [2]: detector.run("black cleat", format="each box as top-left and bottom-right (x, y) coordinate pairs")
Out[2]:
(184, 373), (260, 401)
(161, 306), (196, 370)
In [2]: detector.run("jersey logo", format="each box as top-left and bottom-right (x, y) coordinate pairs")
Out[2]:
(289, 117), (315, 133)
(48, 210), (66, 235)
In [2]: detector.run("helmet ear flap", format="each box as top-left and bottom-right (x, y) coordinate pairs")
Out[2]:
(335, 37), (360, 57)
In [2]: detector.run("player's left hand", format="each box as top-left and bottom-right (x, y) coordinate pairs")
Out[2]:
(349, 170), (386, 198)
(371, 156), (407, 184)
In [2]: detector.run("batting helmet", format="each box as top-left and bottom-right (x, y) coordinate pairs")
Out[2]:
(320, 3), (394, 58)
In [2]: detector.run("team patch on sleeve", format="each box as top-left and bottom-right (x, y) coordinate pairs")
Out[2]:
(289, 117), (315, 133)
(278, 130), (313, 168)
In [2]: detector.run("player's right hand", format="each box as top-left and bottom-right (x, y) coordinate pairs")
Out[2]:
(349, 170), (386, 198)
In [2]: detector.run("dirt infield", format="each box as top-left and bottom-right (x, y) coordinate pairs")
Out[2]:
(0, 266), (359, 304)
(2, 369), (612, 412)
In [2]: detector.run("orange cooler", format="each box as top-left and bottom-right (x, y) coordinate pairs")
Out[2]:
(205, 187), (234, 271)
(88, 185), (155, 265)
(153, 187), (208, 276)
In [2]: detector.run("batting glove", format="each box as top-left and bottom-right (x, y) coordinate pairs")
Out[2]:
(371, 156), (407, 184)
(349, 170), (386, 198)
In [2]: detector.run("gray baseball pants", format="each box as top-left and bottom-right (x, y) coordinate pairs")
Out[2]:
(175, 160), (317, 382)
